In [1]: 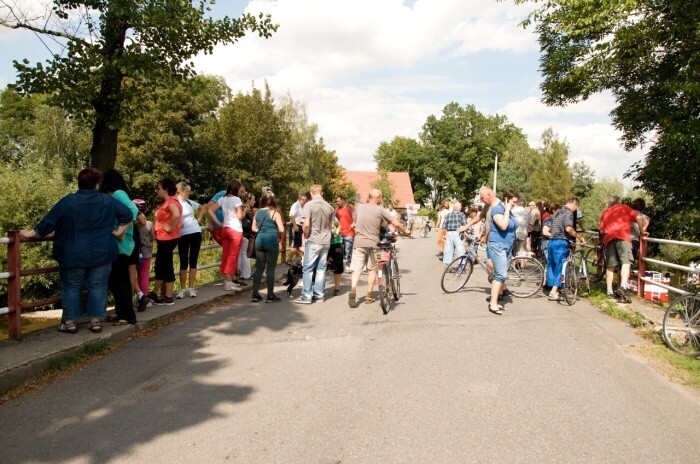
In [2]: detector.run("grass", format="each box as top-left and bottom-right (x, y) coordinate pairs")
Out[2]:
(636, 330), (700, 388)
(587, 286), (646, 328)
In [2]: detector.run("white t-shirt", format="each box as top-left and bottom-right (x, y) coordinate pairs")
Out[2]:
(437, 209), (450, 228)
(218, 195), (243, 232)
(289, 201), (303, 225)
(179, 198), (202, 236)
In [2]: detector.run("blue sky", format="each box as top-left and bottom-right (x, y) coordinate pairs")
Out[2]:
(0, 0), (644, 183)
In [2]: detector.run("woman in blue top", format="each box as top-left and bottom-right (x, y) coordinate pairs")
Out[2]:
(251, 193), (285, 303)
(486, 188), (519, 315)
(20, 168), (133, 334)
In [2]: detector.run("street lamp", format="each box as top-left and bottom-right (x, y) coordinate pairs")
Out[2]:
(485, 147), (499, 195)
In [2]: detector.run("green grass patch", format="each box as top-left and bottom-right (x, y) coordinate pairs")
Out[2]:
(635, 330), (700, 388)
(588, 287), (646, 328)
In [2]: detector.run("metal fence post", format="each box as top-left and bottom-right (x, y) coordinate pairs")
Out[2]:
(7, 230), (22, 340)
(638, 236), (647, 298)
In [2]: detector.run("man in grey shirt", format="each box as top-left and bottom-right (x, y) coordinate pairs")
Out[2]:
(348, 189), (408, 308)
(295, 184), (335, 304)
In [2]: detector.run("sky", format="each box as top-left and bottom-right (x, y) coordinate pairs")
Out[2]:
(0, 0), (645, 183)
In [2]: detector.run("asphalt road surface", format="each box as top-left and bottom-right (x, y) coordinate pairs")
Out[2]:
(2, 233), (699, 463)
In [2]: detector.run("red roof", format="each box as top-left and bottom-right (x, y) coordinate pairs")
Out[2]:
(344, 171), (416, 208)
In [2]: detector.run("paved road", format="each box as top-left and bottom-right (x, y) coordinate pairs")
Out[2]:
(2, 234), (699, 463)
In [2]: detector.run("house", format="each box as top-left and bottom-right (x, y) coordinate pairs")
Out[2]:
(344, 171), (416, 210)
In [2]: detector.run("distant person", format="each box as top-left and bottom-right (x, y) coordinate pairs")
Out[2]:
(599, 196), (645, 302)
(150, 177), (182, 305)
(442, 201), (467, 265)
(630, 198), (650, 261)
(335, 195), (355, 268)
(133, 199), (154, 312)
(100, 169), (139, 326)
(288, 193), (308, 262)
(239, 192), (257, 282)
(545, 196), (582, 302)
(250, 193), (285, 303)
(294, 185), (335, 304)
(176, 182), (205, 299)
(208, 178), (246, 292)
(20, 168), (132, 334)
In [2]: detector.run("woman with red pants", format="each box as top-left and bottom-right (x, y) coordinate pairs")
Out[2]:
(208, 178), (246, 292)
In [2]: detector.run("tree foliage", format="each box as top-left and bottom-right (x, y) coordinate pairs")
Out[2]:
(2, 0), (277, 170)
(370, 171), (396, 207)
(530, 128), (573, 203)
(571, 161), (596, 199)
(516, 0), (700, 239)
(375, 136), (428, 203)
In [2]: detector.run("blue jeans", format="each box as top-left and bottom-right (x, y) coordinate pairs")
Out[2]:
(443, 231), (465, 265)
(341, 236), (354, 263)
(301, 241), (330, 300)
(59, 262), (112, 321)
(546, 239), (570, 288)
(486, 242), (513, 283)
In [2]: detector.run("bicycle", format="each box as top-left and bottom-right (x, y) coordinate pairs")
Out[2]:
(584, 231), (607, 283)
(375, 232), (401, 314)
(661, 292), (700, 357)
(419, 220), (432, 238)
(441, 240), (544, 297)
(560, 242), (592, 305)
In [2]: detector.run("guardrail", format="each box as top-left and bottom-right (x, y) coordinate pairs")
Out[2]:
(638, 237), (700, 297)
(1, 226), (288, 341)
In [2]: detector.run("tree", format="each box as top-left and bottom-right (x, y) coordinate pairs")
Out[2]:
(2, 1), (277, 171)
(375, 136), (429, 203)
(530, 128), (573, 203)
(370, 171), (396, 207)
(489, 133), (538, 201)
(571, 161), (596, 199)
(515, 0), (700, 239)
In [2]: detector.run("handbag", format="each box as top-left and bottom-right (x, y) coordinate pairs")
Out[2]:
(247, 213), (268, 258)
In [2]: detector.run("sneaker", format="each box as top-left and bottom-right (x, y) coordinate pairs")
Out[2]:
(333, 288), (340, 296)
(176, 289), (186, 299)
(606, 292), (616, 301)
(137, 295), (149, 312)
(187, 288), (197, 298)
(348, 289), (359, 308)
(294, 297), (313, 304)
(147, 291), (159, 302)
(234, 280), (248, 287)
(224, 282), (242, 292)
(153, 296), (174, 306)
(616, 288), (632, 304)
(312, 296), (324, 303)
(266, 294), (281, 303)
(251, 294), (263, 303)
(132, 296), (140, 310)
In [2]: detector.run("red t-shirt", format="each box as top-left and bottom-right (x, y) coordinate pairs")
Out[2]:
(599, 204), (638, 245)
(335, 205), (355, 237)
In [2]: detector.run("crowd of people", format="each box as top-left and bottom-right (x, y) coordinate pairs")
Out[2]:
(433, 188), (651, 313)
(21, 166), (650, 332)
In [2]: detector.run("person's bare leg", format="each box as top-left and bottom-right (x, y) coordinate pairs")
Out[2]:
(366, 269), (377, 300)
(188, 269), (197, 289)
(606, 267), (615, 294)
(620, 263), (631, 289)
(179, 269), (187, 292)
(489, 281), (503, 312)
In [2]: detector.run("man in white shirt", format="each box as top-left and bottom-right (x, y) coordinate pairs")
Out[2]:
(288, 193), (308, 261)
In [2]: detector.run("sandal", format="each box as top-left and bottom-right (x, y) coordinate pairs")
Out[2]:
(365, 294), (376, 304)
(113, 319), (130, 326)
(89, 320), (102, 333)
(58, 321), (78, 334)
(548, 293), (561, 301)
(488, 304), (504, 315)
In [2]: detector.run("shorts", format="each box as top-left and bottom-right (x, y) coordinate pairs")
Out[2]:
(486, 241), (513, 283)
(293, 228), (303, 248)
(350, 247), (377, 273)
(328, 243), (345, 274)
(605, 239), (633, 268)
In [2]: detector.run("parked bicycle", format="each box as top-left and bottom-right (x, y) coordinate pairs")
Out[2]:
(662, 292), (700, 357)
(441, 240), (544, 297)
(376, 231), (401, 314)
(419, 220), (432, 238)
(560, 242), (593, 305)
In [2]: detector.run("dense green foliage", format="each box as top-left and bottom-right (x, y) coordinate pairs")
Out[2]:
(4, 0), (277, 171)
(515, 0), (700, 239)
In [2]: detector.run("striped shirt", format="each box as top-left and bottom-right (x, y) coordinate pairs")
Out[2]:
(550, 208), (574, 240)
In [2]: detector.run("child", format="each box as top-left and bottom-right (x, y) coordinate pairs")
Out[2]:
(133, 199), (155, 312)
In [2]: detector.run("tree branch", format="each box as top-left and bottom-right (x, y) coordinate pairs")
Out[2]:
(0, 18), (89, 46)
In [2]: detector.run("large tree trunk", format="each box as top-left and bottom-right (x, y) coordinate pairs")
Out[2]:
(89, 3), (128, 172)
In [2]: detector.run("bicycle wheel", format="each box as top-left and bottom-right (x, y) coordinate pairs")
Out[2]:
(505, 257), (544, 298)
(662, 294), (700, 357)
(562, 261), (578, 305)
(391, 256), (401, 301)
(378, 267), (389, 314)
(441, 255), (473, 293)
(585, 247), (605, 283)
